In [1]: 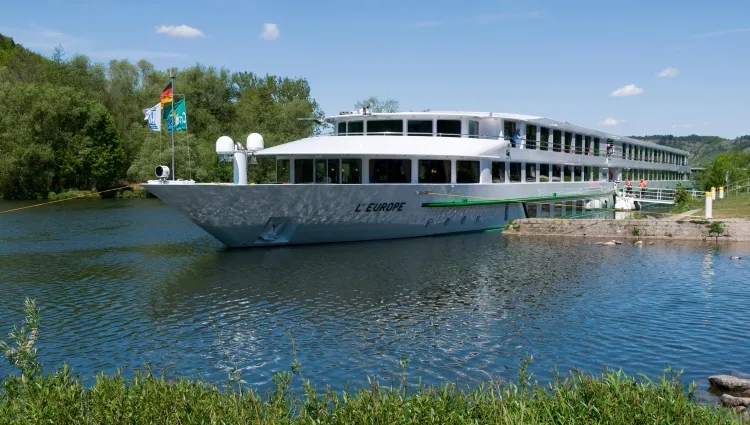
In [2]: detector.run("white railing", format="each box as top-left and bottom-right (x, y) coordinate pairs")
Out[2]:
(618, 187), (704, 204)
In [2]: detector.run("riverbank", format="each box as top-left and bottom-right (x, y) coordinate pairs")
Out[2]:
(503, 217), (750, 241)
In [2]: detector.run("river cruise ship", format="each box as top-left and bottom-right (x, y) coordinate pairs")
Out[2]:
(143, 110), (691, 248)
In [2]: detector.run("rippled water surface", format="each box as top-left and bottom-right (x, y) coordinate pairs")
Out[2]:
(1, 199), (749, 393)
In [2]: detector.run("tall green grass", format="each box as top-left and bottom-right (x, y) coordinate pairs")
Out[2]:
(1, 299), (743, 424)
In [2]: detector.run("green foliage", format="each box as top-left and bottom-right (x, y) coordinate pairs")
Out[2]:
(0, 34), (323, 199)
(632, 226), (640, 236)
(0, 298), (40, 381)
(630, 134), (750, 167)
(708, 221), (725, 240)
(695, 152), (750, 192)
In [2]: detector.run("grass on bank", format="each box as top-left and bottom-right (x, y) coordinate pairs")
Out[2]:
(696, 191), (750, 219)
(0, 299), (744, 425)
(46, 188), (148, 200)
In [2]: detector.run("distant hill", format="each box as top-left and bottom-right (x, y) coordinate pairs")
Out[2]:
(628, 134), (750, 167)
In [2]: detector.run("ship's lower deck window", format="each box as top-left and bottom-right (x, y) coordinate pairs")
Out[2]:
(437, 120), (461, 137)
(342, 159), (361, 184)
(294, 159), (314, 183)
(337, 122), (346, 134)
(564, 165), (572, 182)
(457, 160), (480, 183)
(367, 120), (403, 134)
(419, 160), (450, 183)
(408, 120), (433, 136)
(526, 163), (536, 182)
(492, 161), (505, 183)
(552, 164), (561, 182)
(509, 162), (522, 182)
(370, 159), (411, 183)
(539, 164), (549, 182)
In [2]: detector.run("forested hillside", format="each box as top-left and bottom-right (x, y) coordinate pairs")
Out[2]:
(629, 134), (750, 167)
(0, 34), (323, 199)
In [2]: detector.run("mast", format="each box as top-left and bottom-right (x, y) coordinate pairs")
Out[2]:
(170, 72), (175, 180)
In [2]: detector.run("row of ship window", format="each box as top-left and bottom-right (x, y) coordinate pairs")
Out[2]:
(335, 120), (688, 165)
(276, 158), (688, 184)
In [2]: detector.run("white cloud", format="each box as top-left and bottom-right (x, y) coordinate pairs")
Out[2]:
(598, 118), (625, 127)
(656, 67), (679, 78)
(672, 124), (693, 129)
(260, 23), (280, 40)
(694, 28), (750, 38)
(155, 24), (205, 38)
(611, 84), (643, 97)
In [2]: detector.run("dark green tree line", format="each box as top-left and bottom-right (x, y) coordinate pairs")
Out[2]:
(0, 34), (323, 199)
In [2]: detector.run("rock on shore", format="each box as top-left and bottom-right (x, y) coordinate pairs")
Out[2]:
(709, 375), (750, 394)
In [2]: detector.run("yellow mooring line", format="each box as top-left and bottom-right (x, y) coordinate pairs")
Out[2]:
(0, 185), (136, 215)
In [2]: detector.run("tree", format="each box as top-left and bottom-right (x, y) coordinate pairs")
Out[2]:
(354, 96), (400, 113)
(695, 151), (750, 191)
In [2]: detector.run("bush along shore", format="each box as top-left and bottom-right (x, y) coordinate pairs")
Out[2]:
(1, 299), (745, 424)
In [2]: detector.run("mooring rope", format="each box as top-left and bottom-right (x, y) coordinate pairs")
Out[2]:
(0, 185), (137, 215)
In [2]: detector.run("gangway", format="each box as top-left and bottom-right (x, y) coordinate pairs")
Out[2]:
(617, 187), (705, 205)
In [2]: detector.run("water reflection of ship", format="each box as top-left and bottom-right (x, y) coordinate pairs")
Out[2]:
(147, 235), (637, 325)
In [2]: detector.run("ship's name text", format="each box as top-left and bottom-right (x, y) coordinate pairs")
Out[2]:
(355, 202), (406, 212)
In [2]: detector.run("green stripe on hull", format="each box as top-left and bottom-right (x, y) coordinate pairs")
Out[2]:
(420, 192), (614, 208)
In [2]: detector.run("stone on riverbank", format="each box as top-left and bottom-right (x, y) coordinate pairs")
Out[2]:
(503, 218), (750, 242)
(720, 394), (750, 407)
(709, 375), (750, 394)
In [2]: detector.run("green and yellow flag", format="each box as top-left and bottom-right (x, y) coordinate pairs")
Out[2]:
(165, 99), (187, 133)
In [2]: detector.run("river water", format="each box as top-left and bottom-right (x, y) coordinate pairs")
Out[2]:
(0, 199), (748, 394)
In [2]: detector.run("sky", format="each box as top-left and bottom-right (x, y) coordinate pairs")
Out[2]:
(1, 0), (749, 138)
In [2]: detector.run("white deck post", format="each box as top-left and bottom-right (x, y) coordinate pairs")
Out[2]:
(705, 192), (712, 218)
(719, 186), (724, 199)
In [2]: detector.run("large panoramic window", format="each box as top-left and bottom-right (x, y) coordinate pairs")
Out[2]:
(564, 165), (572, 182)
(370, 159), (411, 183)
(418, 160), (451, 183)
(526, 125), (537, 149)
(457, 161), (480, 183)
(575, 134), (583, 154)
(348, 121), (363, 135)
(315, 159), (339, 184)
(585, 136), (592, 155)
(294, 159), (314, 184)
(367, 120), (403, 134)
(408, 120), (432, 136)
(593, 138), (600, 156)
(276, 159), (290, 183)
(341, 158), (361, 184)
(553, 130), (562, 152)
(540, 127), (549, 150)
(564, 132), (572, 153)
(437, 120), (461, 137)
(468, 121), (479, 138)
(337, 122), (346, 135)
(492, 161), (506, 183)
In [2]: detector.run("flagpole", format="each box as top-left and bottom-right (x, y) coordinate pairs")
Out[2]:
(170, 72), (175, 180)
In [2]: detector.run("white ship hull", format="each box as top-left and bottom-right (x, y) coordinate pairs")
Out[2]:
(142, 181), (616, 248)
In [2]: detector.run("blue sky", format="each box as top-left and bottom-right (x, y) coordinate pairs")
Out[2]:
(2, 0), (749, 138)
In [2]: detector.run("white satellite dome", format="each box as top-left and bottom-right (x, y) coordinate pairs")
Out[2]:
(246, 133), (264, 152)
(216, 135), (234, 155)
